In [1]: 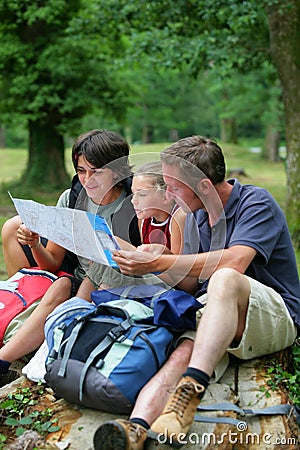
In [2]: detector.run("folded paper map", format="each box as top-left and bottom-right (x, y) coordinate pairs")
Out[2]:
(10, 194), (120, 267)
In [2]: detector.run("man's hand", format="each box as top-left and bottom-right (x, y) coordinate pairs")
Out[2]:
(136, 243), (171, 256)
(113, 246), (164, 275)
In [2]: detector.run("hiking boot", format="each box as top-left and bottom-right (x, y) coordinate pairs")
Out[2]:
(151, 376), (205, 444)
(93, 419), (147, 450)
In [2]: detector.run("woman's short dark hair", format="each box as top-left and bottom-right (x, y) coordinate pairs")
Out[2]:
(72, 129), (132, 179)
(161, 136), (226, 185)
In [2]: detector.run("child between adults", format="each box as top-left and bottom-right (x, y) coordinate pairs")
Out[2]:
(0, 129), (140, 381)
(132, 161), (185, 254)
(81, 161), (186, 292)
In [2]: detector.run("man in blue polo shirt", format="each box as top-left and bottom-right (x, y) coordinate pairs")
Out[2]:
(94, 135), (300, 450)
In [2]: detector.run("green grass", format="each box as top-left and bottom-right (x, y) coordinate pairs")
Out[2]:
(0, 149), (28, 184)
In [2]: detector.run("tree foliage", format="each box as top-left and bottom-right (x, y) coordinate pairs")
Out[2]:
(0, 0), (131, 188)
(94, 0), (269, 76)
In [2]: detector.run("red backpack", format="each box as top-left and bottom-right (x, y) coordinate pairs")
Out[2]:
(0, 267), (69, 347)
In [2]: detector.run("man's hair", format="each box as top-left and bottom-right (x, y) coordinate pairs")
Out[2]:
(135, 161), (166, 191)
(72, 129), (132, 179)
(161, 136), (226, 185)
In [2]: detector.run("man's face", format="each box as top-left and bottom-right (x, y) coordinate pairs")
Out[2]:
(162, 163), (203, 213)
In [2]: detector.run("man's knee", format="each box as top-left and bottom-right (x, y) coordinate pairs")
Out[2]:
(208, 268), (245, 294)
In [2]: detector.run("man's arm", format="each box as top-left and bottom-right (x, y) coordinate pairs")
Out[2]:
(113, 244), (257, 288)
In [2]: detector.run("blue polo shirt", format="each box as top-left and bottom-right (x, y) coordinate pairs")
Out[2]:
(183, 179), (300, 329)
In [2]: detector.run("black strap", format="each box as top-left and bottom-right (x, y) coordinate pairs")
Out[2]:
(68, 175), (82, 209)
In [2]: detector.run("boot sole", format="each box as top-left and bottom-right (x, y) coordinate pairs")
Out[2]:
(93, 421), (129, 450)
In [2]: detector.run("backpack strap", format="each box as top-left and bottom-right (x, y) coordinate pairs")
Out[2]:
(68, 175), (82, 209)
(148, 402), (298, 443)
(194, 402), (298, 426)
(78, 318), (132, 401)
(57, 318), (86, 377)
(56, 306), (102, 376)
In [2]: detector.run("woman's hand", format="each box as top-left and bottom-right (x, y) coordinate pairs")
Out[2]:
(17, 224), (40, 248)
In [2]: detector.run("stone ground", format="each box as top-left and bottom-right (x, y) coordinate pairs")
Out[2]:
(0, 353), (299, 450)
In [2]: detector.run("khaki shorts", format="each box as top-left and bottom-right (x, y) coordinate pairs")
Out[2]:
(180, 276), (297, 381)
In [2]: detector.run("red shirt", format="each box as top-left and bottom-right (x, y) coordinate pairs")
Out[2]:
(141, 205), (179, 250)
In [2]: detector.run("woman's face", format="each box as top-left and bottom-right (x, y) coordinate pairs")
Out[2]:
(131, 174), (166, 220)
(76, 155), (117, 204)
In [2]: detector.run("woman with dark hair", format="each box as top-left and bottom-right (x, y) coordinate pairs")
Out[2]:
(0, 129), (140, 378)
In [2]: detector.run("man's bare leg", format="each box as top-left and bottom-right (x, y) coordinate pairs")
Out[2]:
(189, 268), (250, 375)
(130, 338), (193, 424)
(150, 268), (251, 441)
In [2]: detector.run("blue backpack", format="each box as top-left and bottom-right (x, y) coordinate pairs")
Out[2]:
(44, 285), (202, 414)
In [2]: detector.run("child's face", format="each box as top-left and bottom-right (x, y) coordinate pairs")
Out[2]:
(131, 174), (167, 220)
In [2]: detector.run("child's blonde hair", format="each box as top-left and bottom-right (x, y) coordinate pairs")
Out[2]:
(134, 161), (166, 191)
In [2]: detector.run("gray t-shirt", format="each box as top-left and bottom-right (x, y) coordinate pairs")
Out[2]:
(56, 189), (71, 208)
(53, 187), (128, 280)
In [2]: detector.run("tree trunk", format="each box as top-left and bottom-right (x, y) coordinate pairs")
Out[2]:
(262, 124), (280, 161)
(220, 117), (238, 144)
(142, 124), (154, 143)
(266, 0), (300, 248)
(22, 120), (69, 189)
(0, 125), (5, 148)
(169, 129), (179, 142)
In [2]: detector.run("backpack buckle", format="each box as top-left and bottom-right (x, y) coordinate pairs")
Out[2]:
(108, 320), (131, 342)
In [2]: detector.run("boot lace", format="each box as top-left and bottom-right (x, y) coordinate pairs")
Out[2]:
(166, 381), (204, 418)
